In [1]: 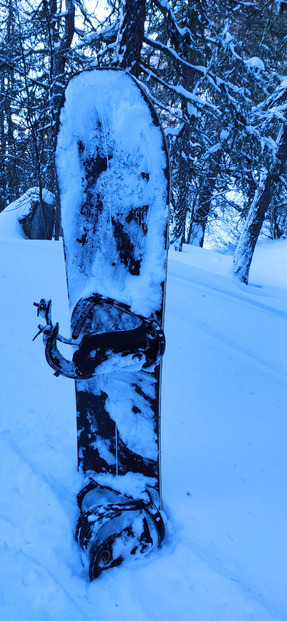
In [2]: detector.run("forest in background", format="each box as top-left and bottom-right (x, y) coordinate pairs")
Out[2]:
(1, 0), (287, 283)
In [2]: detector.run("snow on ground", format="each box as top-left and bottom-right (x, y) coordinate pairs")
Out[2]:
(0, 211), (286, 620)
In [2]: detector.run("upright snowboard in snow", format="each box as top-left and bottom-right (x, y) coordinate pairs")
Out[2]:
(35, 69), (169, 579)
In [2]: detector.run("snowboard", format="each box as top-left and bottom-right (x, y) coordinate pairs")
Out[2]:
(34, 69), (169, 579)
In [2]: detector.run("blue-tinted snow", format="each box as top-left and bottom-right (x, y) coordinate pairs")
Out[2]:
(0, 210), (286, 620)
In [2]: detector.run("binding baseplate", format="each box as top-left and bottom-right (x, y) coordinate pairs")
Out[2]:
(75, 481), (165, 580)
(34, 295), (165, 379)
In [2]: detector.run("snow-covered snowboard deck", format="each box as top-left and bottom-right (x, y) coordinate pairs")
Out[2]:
(42, 69), (169, 578)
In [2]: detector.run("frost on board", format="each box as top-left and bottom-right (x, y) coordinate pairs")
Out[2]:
(34, 69), (169, 579)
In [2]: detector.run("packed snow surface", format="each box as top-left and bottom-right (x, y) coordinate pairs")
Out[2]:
(0, 212), (287, 620)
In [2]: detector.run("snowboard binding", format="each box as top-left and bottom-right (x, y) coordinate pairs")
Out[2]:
(34, 295), (166, 379)
(75, 481), (165, 580)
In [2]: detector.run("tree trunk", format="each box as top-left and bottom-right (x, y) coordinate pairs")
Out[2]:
(118, 0), (146, 77)
(187, 202), (209, 248)
(53, 0), (75, 91)
(233, 123), (287, 284)
(52, 0), (75, 239)
(187, 169), (218, 248)
(171, 124), (193, 250)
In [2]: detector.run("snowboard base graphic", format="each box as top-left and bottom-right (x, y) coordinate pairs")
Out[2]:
(35, 69), (169, 579)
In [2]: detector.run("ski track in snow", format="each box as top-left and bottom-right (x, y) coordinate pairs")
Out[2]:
(168, 257), (287, 319)
(0, 223), (287, 620)
(168, 267), (287, 383)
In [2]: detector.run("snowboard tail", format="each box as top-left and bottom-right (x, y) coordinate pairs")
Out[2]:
(36, 69), (169, 578)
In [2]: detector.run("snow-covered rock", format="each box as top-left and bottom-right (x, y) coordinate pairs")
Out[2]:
(0, 187), (55, 239)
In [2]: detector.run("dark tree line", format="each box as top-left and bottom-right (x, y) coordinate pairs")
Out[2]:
(1, 0), (287, 282)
